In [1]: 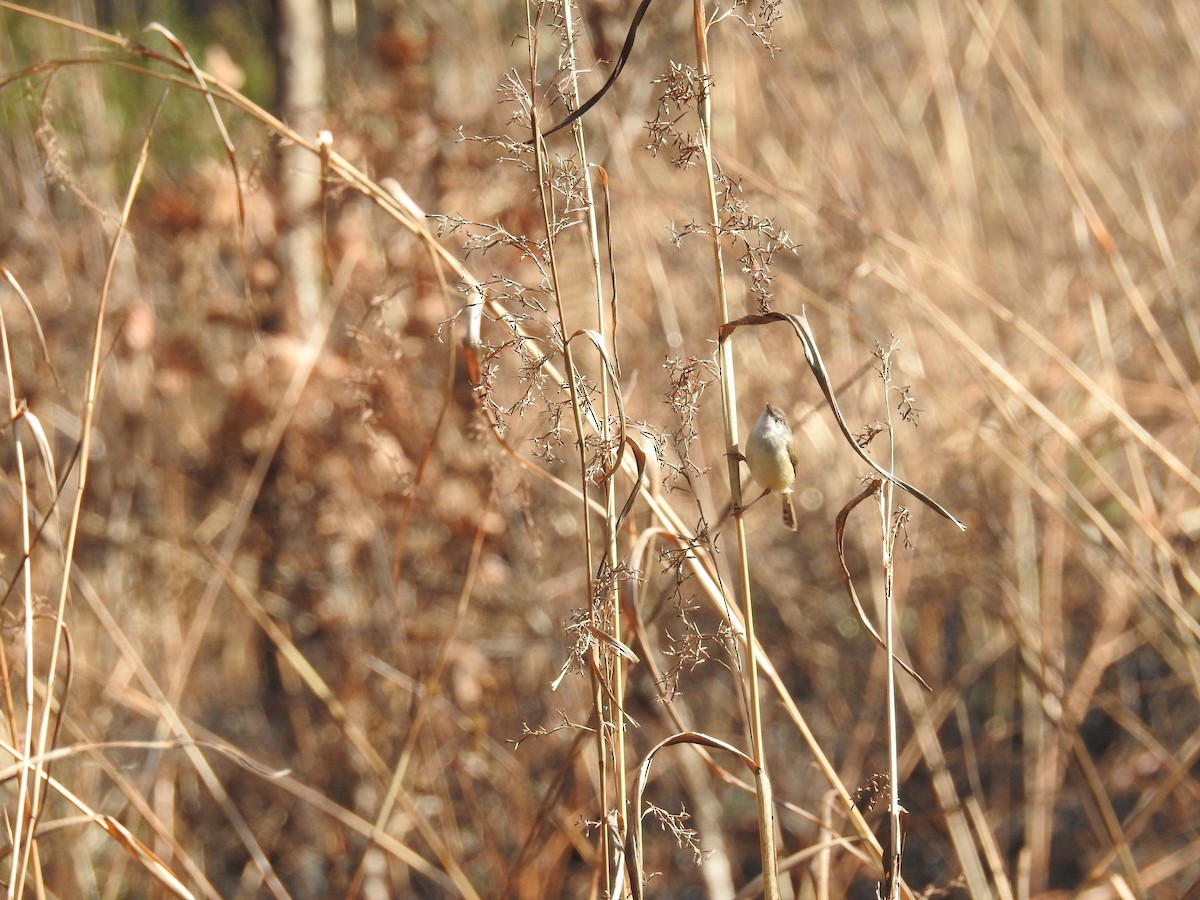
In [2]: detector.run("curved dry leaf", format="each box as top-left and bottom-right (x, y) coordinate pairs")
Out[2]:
(99, 815), (195, 900)
(627, 731), (758, 900)
(594, 164), (622, 378)
(585, 624), (640, 664)
(534, 0), (655, 141)
(564, 327), (627, 481)
(19, 408), (59, 519)
(462, 283), (485, 386)
(1, 266), (59, 387)
(834, 481), (931, 691)
(613, 435), (647, 529)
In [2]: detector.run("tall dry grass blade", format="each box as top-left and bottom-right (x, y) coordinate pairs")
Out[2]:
(344, 509), (492, 900)
(0, 738), (290, 783)
(683, 5), (781, 894)
(884, 265), (1200, 640)
(0, 276), (37, 899)
(898, 676), (993, 897)
(0, 2), (118, 44)
(0, 267), (57, 388)
(0, 736), (196, 900)
(964, 796), (1016, 900)
(962, 0), (1200, 424)
(14, 86), (165, 900)
(524, 4), (620, 890)
(609, 436), (648, 528)
(96, 816), (196, 900)
(876, 352), (903, 900)
(1069, 732), (1146, 896)
(593, 165), (622, 377)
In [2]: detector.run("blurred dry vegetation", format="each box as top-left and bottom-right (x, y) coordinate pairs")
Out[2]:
(1, 0), (1199, 897)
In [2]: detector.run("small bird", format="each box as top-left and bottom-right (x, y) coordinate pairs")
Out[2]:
(745, 404), (798, 530)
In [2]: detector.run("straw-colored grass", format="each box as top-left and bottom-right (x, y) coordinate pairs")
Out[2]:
(1, 0), (1198, 897)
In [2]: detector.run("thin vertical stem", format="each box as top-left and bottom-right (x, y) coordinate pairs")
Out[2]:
(692, 2), (778, 896)
(560, 0), (629, 885)
(881, 370), (901, 900)
(0, 304), (35, 898)
(525, 2), (610, 891)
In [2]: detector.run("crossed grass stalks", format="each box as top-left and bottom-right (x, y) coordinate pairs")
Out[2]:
(0, 2), (965, 897)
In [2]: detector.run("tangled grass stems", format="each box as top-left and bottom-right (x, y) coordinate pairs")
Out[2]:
(8, 0), (1195, 896)
(688, 3), (784, 895)
(0, 3), (926, 893)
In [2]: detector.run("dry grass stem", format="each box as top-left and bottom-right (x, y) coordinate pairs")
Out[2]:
(1, 0), (1197, 896)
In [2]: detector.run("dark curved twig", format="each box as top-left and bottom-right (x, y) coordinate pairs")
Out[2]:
(533, 0), (655, 141)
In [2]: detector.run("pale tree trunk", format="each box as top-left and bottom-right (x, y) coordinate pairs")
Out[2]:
(276, 0), (326, 337)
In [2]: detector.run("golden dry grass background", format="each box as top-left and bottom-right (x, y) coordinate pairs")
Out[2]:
(1, 0), (1199, 897)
